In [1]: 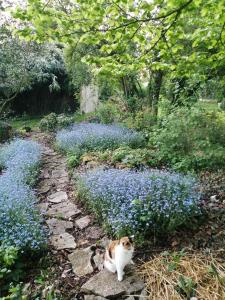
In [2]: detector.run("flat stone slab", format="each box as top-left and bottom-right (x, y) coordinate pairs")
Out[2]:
(47, 201), (81, 219)
(57, 176), (69, 184)
(68, 247), (94, 276)
(47, 191), (68, 203)
(46, 218), (73, 234)
(37, 202), (49, 214)
(42, 149), (55, 155)
(81, 269), (145, 298)
(52, 169), (68, 178)
(38, 183), (52, 194)
(84, 296), (107, 300)
(85, 226), (104, 239)
(75, 215), (91, 230)
(50, 232), (76, 250)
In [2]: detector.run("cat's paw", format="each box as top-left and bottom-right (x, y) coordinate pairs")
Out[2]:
(117, 270), (124, 281)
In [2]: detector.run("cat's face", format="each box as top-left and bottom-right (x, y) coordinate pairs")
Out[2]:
(120, 236), (134, 250)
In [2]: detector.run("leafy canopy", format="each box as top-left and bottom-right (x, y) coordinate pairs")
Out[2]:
(13, 0), (225, 78)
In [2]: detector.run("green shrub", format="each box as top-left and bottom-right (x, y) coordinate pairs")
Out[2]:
(96, 102), (122, 124)
(77, 147), (160, 169)
(0, 121), (12, 143)
(124, 96), (142, 113)
(39, 113), (74, 132)
(125, 109), (157, 131)
(111, 146), (158, 167)
(57, 114), (74, 129)
(110, 147), (130, 163)
(0, 245), (25, 297)
(0, 245), (18, 281)
(39, 113), (58, 132)
(66, 154), (80, 169)
(150, 107), (225, 171)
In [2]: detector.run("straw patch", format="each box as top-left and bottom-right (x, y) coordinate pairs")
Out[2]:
(139, 251), (225, 300)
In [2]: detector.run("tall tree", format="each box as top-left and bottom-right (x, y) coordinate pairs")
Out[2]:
(13, 0), (225, 114)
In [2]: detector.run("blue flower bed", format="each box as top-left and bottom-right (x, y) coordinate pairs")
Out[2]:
(56, 123), (144, 154)
(0, 139), (47, 250)
(78, 168), (201, 237)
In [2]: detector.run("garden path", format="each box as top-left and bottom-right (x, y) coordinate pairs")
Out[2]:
(31, 132), (146, 300)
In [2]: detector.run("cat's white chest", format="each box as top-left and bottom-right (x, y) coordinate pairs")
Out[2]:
(114, 244), (133, 266)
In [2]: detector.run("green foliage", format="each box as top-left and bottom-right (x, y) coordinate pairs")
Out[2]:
(126, 109), (157, 131)
(176, 275), (197, 299)
(0, 121), (12, 143)
(81, 100), (156, 132)
(98, 78), (115, 101)
(78, 146), (161, 169)
(150, 107), (225, 171)
(25, 165), (40, 187)
(8, 115), (41, 131)
(200, 78), (225, 102)
(124, 96), (142, 113)
(14, 0), (225, 78)
(65, 43), (118, 101)
(220, 99), (225, 111)
(57, 114), (74, 129)
(80, 99), (131, 125)
(0, 245), (26, 298)
(66, 154), (80, 169)
(164, 251), (198, 298)
(0, 245), (18, 280)
(95, 102), (122, 124)
(12, 0), (225, 114)
(39, 113), (58, 132)
(73, 111), (99, 124)
(110, 146), (158, 168)
(39, 113), (74, 132)
(0, 283), (27, 300)
(64, 44), (92, 93)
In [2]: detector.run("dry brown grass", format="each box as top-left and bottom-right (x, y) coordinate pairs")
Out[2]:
(139, 251), (225, 300)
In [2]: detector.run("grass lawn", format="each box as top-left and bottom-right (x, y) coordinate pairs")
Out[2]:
(197, 99), (219, 111)
(9, 116), (42, 130)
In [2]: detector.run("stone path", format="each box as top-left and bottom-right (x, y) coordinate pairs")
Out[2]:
(33, 132), (146, 300)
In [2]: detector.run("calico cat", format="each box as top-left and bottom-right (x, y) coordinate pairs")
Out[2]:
(104, 236), (134, 281)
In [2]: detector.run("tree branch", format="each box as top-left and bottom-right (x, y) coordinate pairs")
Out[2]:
(218, 22), (225, 46)
(0, 92), (19, 115)
(63, 0), (193, 37)
(141, 10), (181, 58)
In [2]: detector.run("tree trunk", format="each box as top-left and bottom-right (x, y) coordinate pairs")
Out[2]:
(149, 70), (163, 117)
(121, 77), (128, 98)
